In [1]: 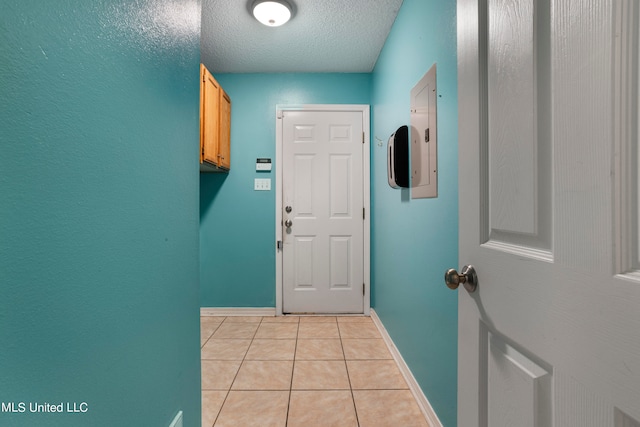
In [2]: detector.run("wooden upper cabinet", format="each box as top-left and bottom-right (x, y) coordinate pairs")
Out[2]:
(218, 89), (231, 170)
(200, 63), (231, 172)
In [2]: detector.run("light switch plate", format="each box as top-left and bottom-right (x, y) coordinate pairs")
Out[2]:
(254, 178), (271, 191)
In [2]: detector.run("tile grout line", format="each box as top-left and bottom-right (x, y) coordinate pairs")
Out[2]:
(338, 319), (362, 427)
(208, 317), (231, 427)
(284, 318), (300, 427)
(211, 316), (261, 427)
(201, 319), (223, 349)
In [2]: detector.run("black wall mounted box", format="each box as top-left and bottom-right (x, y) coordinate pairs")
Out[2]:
(387, 125), (409, 188)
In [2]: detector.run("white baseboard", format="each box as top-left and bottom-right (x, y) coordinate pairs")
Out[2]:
(370, 309), (443, 427)
(168, 410), (183, 427)
(200, 307), (276, 317)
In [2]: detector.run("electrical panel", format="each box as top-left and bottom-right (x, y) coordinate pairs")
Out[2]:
(411, 64), (438, 199)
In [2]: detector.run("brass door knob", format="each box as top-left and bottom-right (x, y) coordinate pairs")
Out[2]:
(444, 265), (478, 293)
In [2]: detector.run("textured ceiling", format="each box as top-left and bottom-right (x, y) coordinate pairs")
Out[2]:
(201, 0), (404, 73)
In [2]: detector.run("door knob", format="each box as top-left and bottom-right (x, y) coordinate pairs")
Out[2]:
(284, 219), (293, 228)
(444, 265), (478, 293)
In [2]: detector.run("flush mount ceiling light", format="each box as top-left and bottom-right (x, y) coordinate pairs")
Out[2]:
(252, 0), (292, 27)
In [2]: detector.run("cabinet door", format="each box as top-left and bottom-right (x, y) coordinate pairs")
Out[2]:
(218, 89), (231, 170)
(200, 64), (220, 166)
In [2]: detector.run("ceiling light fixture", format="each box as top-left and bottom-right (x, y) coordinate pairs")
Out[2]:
(252, 1), (292, 27)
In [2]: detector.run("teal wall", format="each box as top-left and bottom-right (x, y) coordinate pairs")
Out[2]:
(200, 73), (371, 307)
(0, 1), (202, 426)
(370, 0), (458, 425)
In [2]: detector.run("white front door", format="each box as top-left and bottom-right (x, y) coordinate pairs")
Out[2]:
(278, 107), (369, 314)
(457, 0), (640, 425)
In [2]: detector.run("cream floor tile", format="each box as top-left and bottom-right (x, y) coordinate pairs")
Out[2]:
(202, 390), (227, 427)
(254, 322), (298, 339)
(200, 316), (227, 323)
(201, 336), (212, 348)
(201, 316), (225, 327)
(347, 360), (408, 390)
(353, 390), (430, 427)
(287, 390), (358, 427)
(338, 322), (381, 339)
(214, 391), (289, 427)
(300, 316), (337, 323)
(292, 360), (350, 390)
(201, 318), (224, 345)
(201, 339), (251, 360)
(261, 315), (300, 323)
(337, 316), (373, 323)
(295, 339), (344, 360)
(231, 360), (293, 390)
(245, 339), (296, 360)
(222, 316), (262, 323)
(212, 322), (259, 339)
(200, 316), (428, 427)
(298, 322), (340, 339)
(201, 360), (242, 390)
(342, 339), (392, 360)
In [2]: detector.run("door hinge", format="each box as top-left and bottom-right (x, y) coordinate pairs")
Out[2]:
(363, 208), (365, 220)
(362, 132), (365, 144)
(363, 283), (365, 296)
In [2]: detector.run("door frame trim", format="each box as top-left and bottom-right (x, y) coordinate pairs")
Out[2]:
(275, 104), (371, 316)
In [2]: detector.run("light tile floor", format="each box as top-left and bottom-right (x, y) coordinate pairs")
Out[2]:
(201, 315), (430, 427)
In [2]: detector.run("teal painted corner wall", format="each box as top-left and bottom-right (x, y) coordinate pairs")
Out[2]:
(200, 73), (371, 307)
(370, 0), (458, 425)
(0, 2), (201, 426)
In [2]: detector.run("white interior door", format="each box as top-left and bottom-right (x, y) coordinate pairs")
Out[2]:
(457, 0), (640, 425)
(280, 108), (366, 314)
